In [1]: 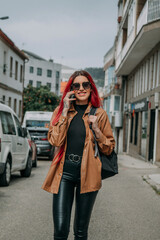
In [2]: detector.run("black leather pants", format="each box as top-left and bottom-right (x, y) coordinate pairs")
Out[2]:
(53, 158), (98, 240)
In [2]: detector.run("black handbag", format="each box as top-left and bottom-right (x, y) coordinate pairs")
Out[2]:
(89, 107), (118, 179)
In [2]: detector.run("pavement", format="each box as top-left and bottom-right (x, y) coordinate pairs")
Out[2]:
(118, 153), (160, 194)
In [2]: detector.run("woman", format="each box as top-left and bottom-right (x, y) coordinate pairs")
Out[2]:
(42, 70), (115, 240)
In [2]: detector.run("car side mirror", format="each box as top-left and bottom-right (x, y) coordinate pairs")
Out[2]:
(23, 127), (28, 138)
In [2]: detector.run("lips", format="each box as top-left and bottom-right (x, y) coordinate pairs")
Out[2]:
(78, 92), (86, 96)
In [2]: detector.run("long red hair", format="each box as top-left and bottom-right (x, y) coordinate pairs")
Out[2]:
(52, 70), (102, 164)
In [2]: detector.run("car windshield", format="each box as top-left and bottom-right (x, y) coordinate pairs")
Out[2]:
(26, 120), (50, 128)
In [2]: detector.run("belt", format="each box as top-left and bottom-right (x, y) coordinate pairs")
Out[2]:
(66, 154), (82, 163)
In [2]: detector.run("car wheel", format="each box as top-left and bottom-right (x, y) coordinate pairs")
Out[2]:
(0, 158), (11, 186)
(20, 154), (32, 177)
(32, 155), (37, 168)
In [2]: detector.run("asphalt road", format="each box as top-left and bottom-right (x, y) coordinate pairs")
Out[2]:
(0, 159), (160, 240)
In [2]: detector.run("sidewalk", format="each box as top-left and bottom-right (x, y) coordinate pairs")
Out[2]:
(118, 153), (160, 194)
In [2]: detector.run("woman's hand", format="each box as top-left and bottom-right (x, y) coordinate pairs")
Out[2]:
(62, 91), (76, 116)
(88, 115), (101, 139)
(88, 115), (99, 131)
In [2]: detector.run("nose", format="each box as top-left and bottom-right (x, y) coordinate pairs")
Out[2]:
(79, 83), (84, 90)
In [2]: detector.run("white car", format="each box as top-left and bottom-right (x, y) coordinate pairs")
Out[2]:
(0, 102), (32, 186)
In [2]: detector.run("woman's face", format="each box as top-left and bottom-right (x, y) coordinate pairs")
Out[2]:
(72, 75), (92, 105)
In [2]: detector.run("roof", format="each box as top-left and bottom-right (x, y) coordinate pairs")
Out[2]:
(22, 50), (46, 61)
(0, 29), (28, 60)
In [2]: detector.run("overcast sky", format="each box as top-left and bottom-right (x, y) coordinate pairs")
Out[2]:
(0, 0), (117, 69)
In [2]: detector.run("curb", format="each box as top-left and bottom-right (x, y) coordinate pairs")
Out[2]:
(142, 175), (160, 195)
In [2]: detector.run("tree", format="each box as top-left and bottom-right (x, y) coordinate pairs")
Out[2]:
(23, 85), (60, 114)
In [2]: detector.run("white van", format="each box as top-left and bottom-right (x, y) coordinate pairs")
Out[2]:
(22, 111), (54, 160)
(0, 103), (32, 186)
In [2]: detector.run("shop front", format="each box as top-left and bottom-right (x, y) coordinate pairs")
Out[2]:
(129, 98), (148, 160)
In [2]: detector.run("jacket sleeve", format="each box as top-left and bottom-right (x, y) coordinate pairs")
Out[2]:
(96, 110), (115, 155)
(47, 107), (68, 147)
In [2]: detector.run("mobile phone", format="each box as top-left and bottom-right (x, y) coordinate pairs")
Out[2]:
(70, 94), (75, 99)
(70, 86), (75, 99)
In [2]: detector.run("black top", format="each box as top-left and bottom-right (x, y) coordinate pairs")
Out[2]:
(65, 103), (88, 156)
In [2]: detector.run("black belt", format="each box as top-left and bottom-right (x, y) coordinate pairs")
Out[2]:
(66, 154), (82, 163)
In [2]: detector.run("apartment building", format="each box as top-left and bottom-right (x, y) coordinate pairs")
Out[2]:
(23, 50), (62, 96)
(0, 29), (28, 120)
(103, 46), (123, 153)
(115, 0), (160, 162)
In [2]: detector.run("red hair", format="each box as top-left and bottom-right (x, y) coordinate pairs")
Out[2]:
(52, 70), (102, 165)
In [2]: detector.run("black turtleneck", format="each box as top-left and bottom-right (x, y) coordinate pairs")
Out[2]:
(65, 103), (88, 156)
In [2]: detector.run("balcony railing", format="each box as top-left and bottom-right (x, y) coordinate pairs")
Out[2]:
(137, 1), (148, 34)
(123, 0), (130, 17)
(137, 0), (160, 34)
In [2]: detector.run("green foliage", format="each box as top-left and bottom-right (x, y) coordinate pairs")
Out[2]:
(84, 67), (105, 87)
(23, 85), (60, 114)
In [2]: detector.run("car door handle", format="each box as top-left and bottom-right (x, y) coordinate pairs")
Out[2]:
(17, 143), (22, 145)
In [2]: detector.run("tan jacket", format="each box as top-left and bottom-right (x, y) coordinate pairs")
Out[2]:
(41, 103), (115, 194)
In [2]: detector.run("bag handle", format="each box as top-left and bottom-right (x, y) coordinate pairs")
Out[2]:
(89, 107), (99, 158)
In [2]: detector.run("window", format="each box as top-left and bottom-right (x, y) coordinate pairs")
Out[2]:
(29, 80), (33, 86)
(14, 99), (17, 113)
(0, 111), (16, 135)
(15, 61), (18, 80)
(8, 97), (11, 107)
(14, 116), (23, 137)
(56, 71), (60, 94)
(30, 66), (34, 73)
(19, 100), (22, 118)
(47, 82), (51, 90)
(47, 69), (52, 77)
(3, 51), (7, 74)
(10, 57), (13, 77)
(37, 81), (41, 88)
(56, 71), (60, 78)
(20, 65), (23, 82)
(2, 96), (5, 103)
(114, 96), (120, 111)
(37, 68), (42, 76)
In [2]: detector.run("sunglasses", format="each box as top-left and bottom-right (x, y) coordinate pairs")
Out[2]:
(71, 82), (91, 91)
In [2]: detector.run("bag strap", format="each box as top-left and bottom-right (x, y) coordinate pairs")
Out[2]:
(89, 107), (99, 158)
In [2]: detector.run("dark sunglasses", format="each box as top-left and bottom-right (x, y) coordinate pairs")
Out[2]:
(71, 82), (91, 91)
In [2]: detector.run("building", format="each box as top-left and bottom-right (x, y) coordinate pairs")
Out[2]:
(114, 0), (160, 163)
(61, 65), (76, 82)
(103, 46), (123, 153)
(0, 29), (28, 120)
(22, 50), (62, 96)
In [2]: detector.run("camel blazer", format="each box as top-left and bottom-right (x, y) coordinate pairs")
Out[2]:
(41, 103), (115, 194)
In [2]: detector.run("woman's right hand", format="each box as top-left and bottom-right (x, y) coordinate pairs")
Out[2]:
(62, 91), (76, 116)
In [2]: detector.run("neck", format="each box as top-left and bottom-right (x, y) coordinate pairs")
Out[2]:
(75, 100), (88, 105)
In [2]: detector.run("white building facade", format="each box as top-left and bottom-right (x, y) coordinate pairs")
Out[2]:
(23, 50), (62, 96)
(0, 29), (27, 121)
(103, 46), (123, 153)
(115, 0), (160, 163)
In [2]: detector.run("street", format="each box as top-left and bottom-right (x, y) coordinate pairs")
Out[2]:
(0, 158), (160, 240)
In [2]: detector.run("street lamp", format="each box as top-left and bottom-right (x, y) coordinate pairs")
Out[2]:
(0, 16), (9, 20)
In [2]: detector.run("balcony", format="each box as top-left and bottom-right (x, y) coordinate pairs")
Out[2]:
(123, 0), (130, 17)
(137, 1), (148, 34)
(115, 0), (160, 75)
(136, 0), (160, 34)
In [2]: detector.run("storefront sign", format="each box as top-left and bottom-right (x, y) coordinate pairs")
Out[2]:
(131, 99), (148, 112)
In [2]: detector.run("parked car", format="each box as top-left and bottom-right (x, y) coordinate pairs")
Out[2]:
(22, 111), (54, 160)
(27, 130), (37, 167)
(0, 102), (32, 186)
